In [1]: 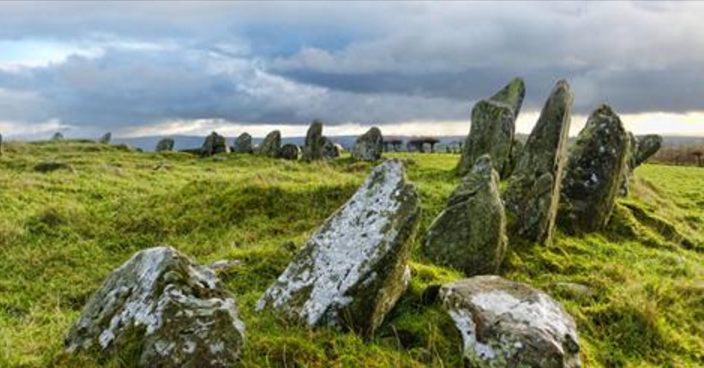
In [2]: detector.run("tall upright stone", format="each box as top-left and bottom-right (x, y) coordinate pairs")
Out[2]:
(258, 130), (281, 158)
(503, 80), (573, 245)
(423, 155), (507, 276)
(155, 138), (175, 152)
(634, 134), (663, 166)
(98, 132), (112, 144)
(201, 132), (230, 157)
(457, 78), (525, 176)
(559, 105), (629, 233)
(352, 127), (384, 161)
(302, 120), (326, 162)
(619, 132), (638, 196)
(257, 159), (420, 337)
(233, 133), (253, 154)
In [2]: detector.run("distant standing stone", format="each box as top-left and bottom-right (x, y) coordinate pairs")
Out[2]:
(258, 130), (281, 158)
(233, 133), (253, 154)
(322, 137), (339, 160)
(440, 276), (581, 368)
(503, 80), (573, 245)
(302, 120), (326, 162)
(65, 246), (245, 367)
(257, 159), (420, 337)
(98, 132), (112, 144)
(155, 138), (175, 152)
(52, 132), (64, 141)
(333, 143), (344, 157)
(201, 131), (230, 157)
(280, 143), (300, 160)
(458, 78), (525, 177)
(634, 134), (663, 166)
(352, 127), (384, 161)
(423, 155), (507, 276)
(559, 104), (629, 233)
(619, 132), (638, 196)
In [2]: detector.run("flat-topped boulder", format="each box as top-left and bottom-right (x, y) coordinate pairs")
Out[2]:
(458, 78), (525, 176)
(441, 276), (581, 368)
(258, 130), (281, 158)
(201, 132), (230, 157)
(423, 155), (507, 276)
(65, 246), (245, 367)
(257, 159), (420, 337)
(233, 133), (253, 154)
(559, 105), (629, 233)
(155, 138), (175, 152)
(98, 132), (112, 144)
(280, 143), (300, 160)
(503, 80), (573, 245)
(302, 120), (326, 162)
(352, 127), (384, 161)
(634, 134), (662, 166)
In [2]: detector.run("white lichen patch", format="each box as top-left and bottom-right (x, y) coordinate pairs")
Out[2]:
(447, 308), (496, 360)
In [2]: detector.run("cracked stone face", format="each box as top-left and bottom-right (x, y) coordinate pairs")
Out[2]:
(440, 276), (581, 368)
(256, 159), (420, 337)
(65, 246), (245, 368)
(352, 127), (384, 162)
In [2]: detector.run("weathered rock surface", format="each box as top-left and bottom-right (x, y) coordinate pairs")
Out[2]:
(258, 130), (281, 158)
(99, 132), (112, 144)
(322, 137), (339, 160)
(302, 120), (326, 162)
(503, 80), (573, 245)
(502, 138), (524, 179)
(458, 78), (525, 176)
(155, 138), (175, 152)
(619, 132), (638, 197)
(257, 159), (420, 337)
(423, 155), (507, 276)
(441, 276), (581, 368)
(280, 143), (300, 160)
(233, 133), (253, 154)
(52, 132), (64, 141)
(201, 132), (230, 157)
(634, 134), (662, 166)
(559, 105), (629, 233)
(352, 127), (384, 161)
(65, 246), (245, 367)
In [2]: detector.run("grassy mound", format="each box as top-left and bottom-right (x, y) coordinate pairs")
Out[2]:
(0, 140), (701, 367)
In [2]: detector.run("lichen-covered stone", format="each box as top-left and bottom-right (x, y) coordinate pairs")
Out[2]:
(559, 105), (629, 233)
(423, 155), (507, 276)
(302, 120), (326, 162)
(458, 78), (525, 176)
(280, 143), (300, 160)
(99, 132), (112, 144)
(257, 159), (420, 337)
(352, 127), (384, 161)
(503, 80), (573, 245)
(440, 276), (581, 368)
(502, 138), (524, 179)
(634, 134), (663, 166)
(322, 137), (339, 160)
(258, 130), (281, 158)
(52, 132), (64, 141)
(156, 138), (175, 152)
(201, 132), (230, 157)
(233, 133), (253, 154)
(619, 132), (638, 197)
(65, 246), (245, 367)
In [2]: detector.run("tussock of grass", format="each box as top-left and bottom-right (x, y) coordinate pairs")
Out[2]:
(0, 141), (702, 367)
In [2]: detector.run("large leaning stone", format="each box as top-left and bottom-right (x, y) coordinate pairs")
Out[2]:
(155, 138), (175, 152)
(440, 276), (581, 368)
(65, 246), (245, 367)
(634, 134), (662, 166)
(233, 133), (253, 154)
(258, 130), (281, 158)
(352, 127), (384, 161)
(503, 80), (573, 245)
(423, 155), (507, 276)
(559, 105), (629, 233)
(302, 120), (326, 162)
(257, 159), (420, 336)
(458, 78), (525, 177)
(201, 132), (230, 157)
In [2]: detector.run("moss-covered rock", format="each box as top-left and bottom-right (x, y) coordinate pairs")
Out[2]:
(257, 159), (420, 337)
(280, 143), (301, 160)
(258, 130), (281, 158)
(65, 246), (245, 367)
(352, 127), (384, 161)
(302, 120), (326, 162)
(458, 78), (525, 177)
(155, 138), (175, 152)
(503, 80), (573, 245)
(201, 132), (230, 157)
(233, 133), (253, 154)
(635, 134), (663, 166)
(559, 104), (629, 233)
(440, 276), (581, 368)
(424, 155), (507, 276)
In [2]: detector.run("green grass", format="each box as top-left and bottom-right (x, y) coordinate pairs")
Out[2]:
(0, 140), (701, 367)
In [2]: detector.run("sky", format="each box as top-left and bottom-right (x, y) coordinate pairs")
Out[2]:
(0, 1), (703, 139)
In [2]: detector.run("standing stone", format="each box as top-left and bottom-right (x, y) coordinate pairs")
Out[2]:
(458, 78), (525, 176)
(559, 105), (629, 233)
(503, 80), (573, 245)
(619, 132), (638, 196)
(98, 132), (112, 144)
(302, 120), (326, 162)
(258, 130), (281, 158)
(52, 132), (64, 141)
(257, 159), (420, 337)
(322, 137), (339, 160)
(352, 127), (384, 161)
(440, 276), (581, 368)
(65, 247), (245, 368)
(155, 138), (175, 152)
(280, 143), (300, 160)
(233, 133), (253, 154)
(634, 134), (663, 166)
(201, 132), (230, 157)
(423, 155), (507, 276)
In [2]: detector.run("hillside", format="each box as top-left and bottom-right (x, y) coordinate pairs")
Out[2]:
(0, 140), (702, 367)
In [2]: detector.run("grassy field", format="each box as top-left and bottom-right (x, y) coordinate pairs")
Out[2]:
(0, 140), (702, 367)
